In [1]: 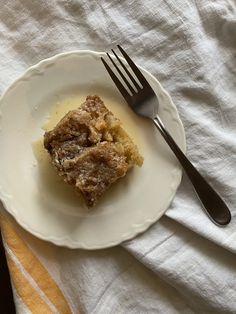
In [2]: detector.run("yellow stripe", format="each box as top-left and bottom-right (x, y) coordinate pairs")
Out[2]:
(5, 253), (52, 313)
(0, 213), (72, 314)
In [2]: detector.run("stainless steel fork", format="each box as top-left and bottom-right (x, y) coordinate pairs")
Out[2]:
(101, 45), (231, 226)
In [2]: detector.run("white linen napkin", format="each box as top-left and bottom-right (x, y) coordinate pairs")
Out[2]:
(0, 0), (235, 313)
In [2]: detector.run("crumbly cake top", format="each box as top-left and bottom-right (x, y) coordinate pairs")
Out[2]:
(44, 95), (143, 206)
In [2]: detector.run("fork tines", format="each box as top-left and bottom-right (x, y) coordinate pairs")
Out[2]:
(101, 45), (149, 99)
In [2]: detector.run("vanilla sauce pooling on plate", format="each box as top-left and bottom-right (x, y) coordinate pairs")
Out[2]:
(34, 92), (141, 160)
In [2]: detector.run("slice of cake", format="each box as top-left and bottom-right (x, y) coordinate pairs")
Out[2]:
(44, 95), (143, 207)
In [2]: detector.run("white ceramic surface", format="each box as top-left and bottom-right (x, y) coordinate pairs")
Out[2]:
(0, 51), (186, 249)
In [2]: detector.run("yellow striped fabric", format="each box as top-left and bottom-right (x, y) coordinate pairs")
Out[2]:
(0, 212), (73, 314)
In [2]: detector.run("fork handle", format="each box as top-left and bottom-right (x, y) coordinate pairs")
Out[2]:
(153, 115), (231, 226)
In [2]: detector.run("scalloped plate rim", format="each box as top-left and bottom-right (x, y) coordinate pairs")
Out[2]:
(0, 50), (186, 249)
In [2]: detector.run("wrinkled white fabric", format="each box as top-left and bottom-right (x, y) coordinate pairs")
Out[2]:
(0, 0), (236, 313)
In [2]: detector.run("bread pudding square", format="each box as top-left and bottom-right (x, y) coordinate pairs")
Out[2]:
(44, 95), (143, 207)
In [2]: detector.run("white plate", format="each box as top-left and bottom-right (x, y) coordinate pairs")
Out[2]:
(0, 51), (186, 249)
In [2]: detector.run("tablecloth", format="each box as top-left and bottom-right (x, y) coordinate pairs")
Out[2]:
(0, 0), (236, 313)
